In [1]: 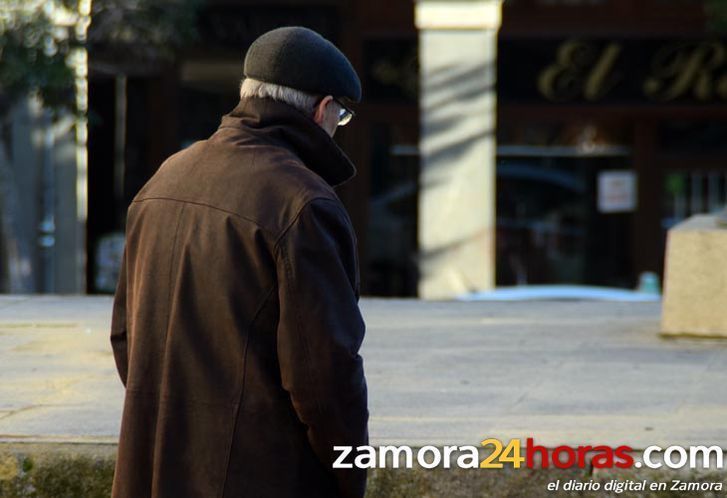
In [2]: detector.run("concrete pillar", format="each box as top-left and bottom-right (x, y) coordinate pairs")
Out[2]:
(415, 0), (501, 299)
(0, 101), (39, 292)
(53, 113), (84, 293)
(0, 99), (84, 293)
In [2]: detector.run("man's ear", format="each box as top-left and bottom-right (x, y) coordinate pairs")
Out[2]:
(313, 96), (334, 126)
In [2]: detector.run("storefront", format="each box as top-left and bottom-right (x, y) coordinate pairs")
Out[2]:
(87, 0), (419, 295)
(497, 0), (727, 288)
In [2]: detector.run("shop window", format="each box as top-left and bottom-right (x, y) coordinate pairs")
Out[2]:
(366, 123), (419, 297)
(658, 121), (727, 231)
(663, 171), (727, 230)
(659, 121), (727, 154)
(497, 121), (634, 288)
(363, 38), (418, 103)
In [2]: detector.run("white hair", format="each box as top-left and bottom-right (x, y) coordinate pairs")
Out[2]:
(239, 78), (319, 115)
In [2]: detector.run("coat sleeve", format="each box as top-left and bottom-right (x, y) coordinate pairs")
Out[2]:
(110, 247), (129, 387)
(275, 198), (368, 498)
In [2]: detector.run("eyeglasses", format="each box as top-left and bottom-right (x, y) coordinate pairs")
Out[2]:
(333, 97), (355, 126)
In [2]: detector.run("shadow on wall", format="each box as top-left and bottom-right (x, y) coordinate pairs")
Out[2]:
(420, 60), (496, 172)
(417, 57), (497, 295)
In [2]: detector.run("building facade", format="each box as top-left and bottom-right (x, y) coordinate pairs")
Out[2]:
(86, 0), (421, 296)
(496, 0), (727, 289)
(8, 0), (722, 296)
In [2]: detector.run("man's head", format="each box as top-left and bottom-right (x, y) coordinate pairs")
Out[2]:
(240, 27), (360, 137)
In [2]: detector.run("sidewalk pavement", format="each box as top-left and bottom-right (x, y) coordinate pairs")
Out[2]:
(1, 296), (726, 449)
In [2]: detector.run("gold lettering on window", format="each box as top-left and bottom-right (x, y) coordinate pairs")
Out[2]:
(538, 41), (622, 102)
(644, 42), (726, 101)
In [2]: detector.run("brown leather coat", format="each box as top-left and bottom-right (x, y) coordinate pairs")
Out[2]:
(110, 97), (368, 498)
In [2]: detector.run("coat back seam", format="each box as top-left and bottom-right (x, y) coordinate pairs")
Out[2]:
(150, 202), (186, 494)
(219, 283), (277, 498)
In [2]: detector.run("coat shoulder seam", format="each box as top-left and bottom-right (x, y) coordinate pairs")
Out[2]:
(132, 197), (277, 235)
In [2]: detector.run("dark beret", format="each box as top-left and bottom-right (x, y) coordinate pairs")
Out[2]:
(244, 27), (362, 103)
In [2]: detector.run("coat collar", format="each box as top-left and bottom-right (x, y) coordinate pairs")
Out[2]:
(215, 97), (357, 188)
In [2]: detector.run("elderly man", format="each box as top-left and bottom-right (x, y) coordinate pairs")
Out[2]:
(110, 27), (368, 498)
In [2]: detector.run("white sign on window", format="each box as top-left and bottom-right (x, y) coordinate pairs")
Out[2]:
(598, 170), (637, 213)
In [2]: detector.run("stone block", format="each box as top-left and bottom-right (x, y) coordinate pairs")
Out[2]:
(662, 214), (727, 337)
